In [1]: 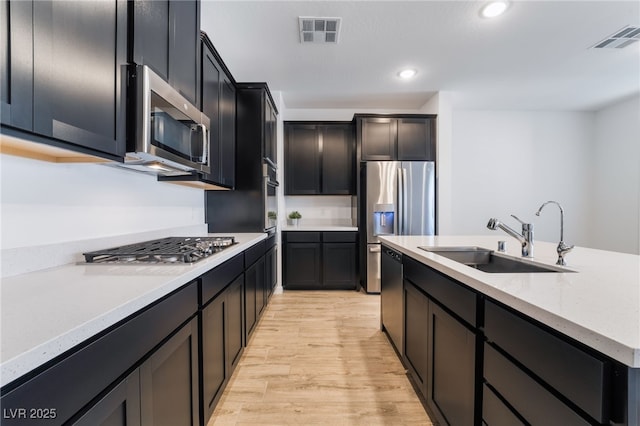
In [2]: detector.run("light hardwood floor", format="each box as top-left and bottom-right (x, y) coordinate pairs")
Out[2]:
(209, 290), (433, 425)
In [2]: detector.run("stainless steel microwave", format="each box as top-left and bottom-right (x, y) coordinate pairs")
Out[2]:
(123, 65), (211, 175)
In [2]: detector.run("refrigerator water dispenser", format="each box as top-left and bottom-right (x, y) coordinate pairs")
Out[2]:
(373, 204), (395, 235)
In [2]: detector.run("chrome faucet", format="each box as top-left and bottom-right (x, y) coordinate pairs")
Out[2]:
(487, 215), (534, 258)
(536, 201), (574, 266)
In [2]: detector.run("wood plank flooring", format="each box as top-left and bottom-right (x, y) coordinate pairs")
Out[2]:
(209, 290), (433, 425)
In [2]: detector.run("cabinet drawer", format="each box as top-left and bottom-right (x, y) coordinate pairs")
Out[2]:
(284, 231), (321, 243)
(266, 233), (277, 250)
(403, 256), (477, 327)
(483, 384), (524, 426)
(484, 300), (609, 423)
(484, 344), (590, 426)
(201, 253), (244, 305)
(323, 231), (357, 243)
(245, 240), (266, 267)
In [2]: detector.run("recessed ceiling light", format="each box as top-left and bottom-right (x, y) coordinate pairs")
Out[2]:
(398, 68), (417, 79)
(481, 1), (509, 18)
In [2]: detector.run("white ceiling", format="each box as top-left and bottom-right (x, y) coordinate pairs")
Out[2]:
(201, 1), (640, 111)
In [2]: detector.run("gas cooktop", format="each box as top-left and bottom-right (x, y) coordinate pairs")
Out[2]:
(83, 236), (236, 264)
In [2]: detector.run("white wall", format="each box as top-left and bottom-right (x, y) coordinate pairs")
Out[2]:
(589, 95), (640, 254)
(449, 110), (594, 247)
(283, 196), (354, 227)
(0, 153), (204, 249)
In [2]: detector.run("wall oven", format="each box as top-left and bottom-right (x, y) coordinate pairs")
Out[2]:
(264, 162), (279, 231)
(122, 65), (211, 175)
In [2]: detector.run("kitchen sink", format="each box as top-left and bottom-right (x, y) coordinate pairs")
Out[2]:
(418, 246), (574, 273)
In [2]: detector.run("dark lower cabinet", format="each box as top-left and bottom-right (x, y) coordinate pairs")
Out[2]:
(427, 301), (477, 426)
(140, 318), (200, 426)
(73, 370), (141, 426)
(283, 232), (357, 290)
(403, 280), (429, 396)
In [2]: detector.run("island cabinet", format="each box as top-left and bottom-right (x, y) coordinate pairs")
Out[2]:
(284, 122), (356, 195)
(483, 300), (626, 426)
(402, 256), (480, 426)
(200, 33), (236, 188)
(1, 0), (127, 159)
(355, 115), (436, 161)
(283, 231), (358, 290)
(131, 0), (200, 106)
(199, 253), (245, 422)
(0, 281), (200, 426)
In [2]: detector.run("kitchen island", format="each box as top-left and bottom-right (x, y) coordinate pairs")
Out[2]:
(379, 235), (639, 425)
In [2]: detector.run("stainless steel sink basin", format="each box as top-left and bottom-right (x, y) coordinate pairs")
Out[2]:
(418, 246), (574, 273)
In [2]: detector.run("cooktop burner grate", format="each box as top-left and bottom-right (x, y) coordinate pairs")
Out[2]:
(83, 236), (236, 264)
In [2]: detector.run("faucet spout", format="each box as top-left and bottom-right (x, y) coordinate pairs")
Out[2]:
(536, 200), (574, 266)
(487, 217), (534, 257)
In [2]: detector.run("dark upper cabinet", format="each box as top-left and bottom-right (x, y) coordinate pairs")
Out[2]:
(201, 34), (235, 188)
(284, 122), (355, 195)
(356, 115), (436, 161)
(1, 0), (33, 132)
(265, 99), (277, 165)
(1, 0), (126, 158)
(131, 0), (200, 106)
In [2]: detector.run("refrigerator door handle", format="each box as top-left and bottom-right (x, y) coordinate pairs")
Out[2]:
(402, 167), (408, 235)
(397, 168), (403, 235)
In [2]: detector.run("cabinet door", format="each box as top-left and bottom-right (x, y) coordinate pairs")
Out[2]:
(265, 246), (277, 298)
(322, 242), (357, 289)
(245, 258), (266, 339)
(397, 117), (435, 161)
(201, 295), (226, 419)
(140, 318), (199, 426)
(73, 370), (141, 426)
(427, 300), (477, 426)
(226, 275), (244, 372)
(220, 76), (236, 188)
(360, 117), (396, 161)
(1, 0), (33, 130)
(264, 96), (277, 163)
(201, 44), (222, 183)
(285, 124), (321, 195)
(284, 242), (322, 289)
(32, 0), (126, 157)
(169, 0), (199, 105)
(321, 124), (355, 194)
(403, 280), (429, 397)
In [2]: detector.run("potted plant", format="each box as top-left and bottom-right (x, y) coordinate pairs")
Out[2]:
(288, 211), (302, 227)
(267, 211), (277, 227)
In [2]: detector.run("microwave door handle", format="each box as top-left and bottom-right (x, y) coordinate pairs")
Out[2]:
(197, 123), (208, 164)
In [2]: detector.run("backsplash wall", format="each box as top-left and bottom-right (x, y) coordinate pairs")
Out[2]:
(283, 196), (355, 227)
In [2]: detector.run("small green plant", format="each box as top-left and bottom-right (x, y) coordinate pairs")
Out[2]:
(288, 211), (302, 219)
(268, 211), (277, 219)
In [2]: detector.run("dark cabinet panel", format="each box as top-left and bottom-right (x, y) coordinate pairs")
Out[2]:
(427, 300), (477, 426)
(73, 370), (141, 426)
(322, 242), (357, 289)
(265, 98), (277, 164)
(357, 115), (436, 161)
(202, 294), (226, 418)
(360, 117), (395, 160)
(226, 275), (244, 372)
(201, 37), (236, 188)
(245, 256), (265, 339)
(284, 122), (355, 195)
(140, 317), (200, 426)
(265, 246), (277, 299)
(381, 246), (403, 356)
(285, 124), (320, 194)
(397, 118), (435, 161)
(482, 383), (525, 426)
(132, 0), (199, 105)
(403, 280), (429, 397)
(30, 0), (126, 157)
(321, 124), (355, 194)
(284, 242), (322, 289)
(1, 0), (33, 131)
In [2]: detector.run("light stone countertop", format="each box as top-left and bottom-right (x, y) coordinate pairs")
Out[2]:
(0, 233), (266, 387)
(379, 235), (640, 368)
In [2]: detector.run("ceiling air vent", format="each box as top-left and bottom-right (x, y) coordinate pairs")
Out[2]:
(299, 17), (341, 44)
(591, 25), (640, 49)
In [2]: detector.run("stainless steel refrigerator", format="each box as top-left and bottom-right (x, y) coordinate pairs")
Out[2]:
(361, 161), (436, 293)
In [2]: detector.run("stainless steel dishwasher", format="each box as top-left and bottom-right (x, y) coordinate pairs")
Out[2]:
(381, 245), (403, 356)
